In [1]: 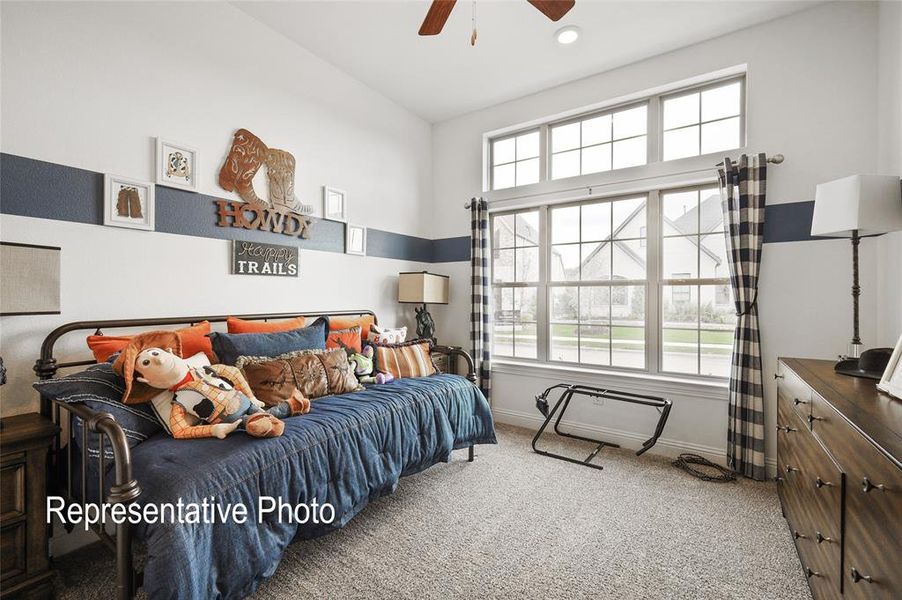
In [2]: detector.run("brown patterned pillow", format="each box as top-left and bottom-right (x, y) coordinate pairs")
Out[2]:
(240, 348), (362, 405)
(372, 339), (437, 380)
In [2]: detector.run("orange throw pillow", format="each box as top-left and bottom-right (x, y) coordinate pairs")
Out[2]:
(372, 340), (437, 380)
(87, 321), (215, 363)
(329, 315), (375, 340)
(226, 316), (306, 333)
(326, 326), (362, 353)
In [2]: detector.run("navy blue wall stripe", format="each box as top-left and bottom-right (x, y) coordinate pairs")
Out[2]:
(1, 153), (823, 263)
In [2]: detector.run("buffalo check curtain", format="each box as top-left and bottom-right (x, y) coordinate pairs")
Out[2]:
(470, 197), (491, 400)
(718, 154), (766, 481)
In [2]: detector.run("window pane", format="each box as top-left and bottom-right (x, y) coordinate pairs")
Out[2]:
(582, 114), (612, 146)
(613, 105), (647, 139)
(663, 92), (700, 130)
(701, 117), (740, 155)
(498, 286), (514, 311)
(582, 202), (611, 242)
(552, 205), (580, 243)
(552, 150), (580, 179)
(663, 125), (700, 160)
(514, 322), (537, 359)
(581, 143), (611, 175)
(550, 323), (579, 363)
(700, 234), (729, 278)
(613, 239), (646, 279)
(551, 122), (580, 153)
(581, 242), (610, 281)
(515, 287), (538, 322)
(698, 187), (723, 232)
(515, 247), (539, 282)
(516, 211), (540, 246)
(612, 196), (646, 236)
(493, 163), (515, 189)
(579, 286), (610, 323)
(580, 325), (610, 366)
(516, 131), (540, 159)
(612, 285), (645, 325)
(612, 326), (644, 368)
(702, 81), (741, 122)
(699, 285), (736, 377)
(551, 244), (580, 281)
(493, 214), (515, 248)
(663, 190), (700, 236)
(493, 248), (514, 282)
(516, 158), (540, 186)
(663, 236), (698, 279)
(493, 138), (515, 165)
(612, 136), (647, 169)
(551, 286), (579, 322)
(493, 323), (514, 357)
(662, 284), (699, 374)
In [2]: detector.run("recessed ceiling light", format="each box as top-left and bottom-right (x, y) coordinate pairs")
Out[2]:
(555, 26), (580, 45)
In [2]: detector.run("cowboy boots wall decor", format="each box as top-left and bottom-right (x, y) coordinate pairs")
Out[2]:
(219, 128), (268, 206)
(265, 148), (305, 214)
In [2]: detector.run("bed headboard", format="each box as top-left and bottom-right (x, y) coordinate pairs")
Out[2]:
(34, 309), (377, 416)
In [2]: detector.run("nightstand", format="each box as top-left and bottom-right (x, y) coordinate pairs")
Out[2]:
(1, 413), (59, 600)
(431, 344), (461, 374)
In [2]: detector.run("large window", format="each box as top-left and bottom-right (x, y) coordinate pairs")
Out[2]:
(490, 186), (734, 379)
(487, 75), (745, 191)
(550, 104), (648, 179)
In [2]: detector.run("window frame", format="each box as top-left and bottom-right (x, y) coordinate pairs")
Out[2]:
(489, 128), (543, 190)
(659, 76), (746, 162)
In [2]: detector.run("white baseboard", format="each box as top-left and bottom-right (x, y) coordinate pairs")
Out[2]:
(492, 407), (778, 478)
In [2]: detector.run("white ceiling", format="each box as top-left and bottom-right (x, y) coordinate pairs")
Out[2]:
(236, 0), (819, 123)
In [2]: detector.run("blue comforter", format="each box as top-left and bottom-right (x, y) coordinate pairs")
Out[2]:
(124, 374), (495, 600)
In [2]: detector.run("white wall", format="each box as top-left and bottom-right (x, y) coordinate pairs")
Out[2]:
(876, 0), (902, 347)
(0, 2), (432, 416)
(430, 1), (886, 470)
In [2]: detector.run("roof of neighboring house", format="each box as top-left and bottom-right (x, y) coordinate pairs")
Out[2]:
(672, 193), (724, 235)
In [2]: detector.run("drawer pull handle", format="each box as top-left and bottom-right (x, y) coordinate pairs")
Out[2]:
(862, 477), (886, 493)
(806, 568), (821, 579)
(793, 398), (808, 406)
(775, 425), (798, 433)
(850, 568), (873, 584)
(815, 477), (834, 488)
(774, 374), (784, 380)
(815, 531), (833, 544)
(793, 530), (807, 539)
(806, 414), (824, 424)
(785, 465), (799, 474)
(775, 476), (784, 483)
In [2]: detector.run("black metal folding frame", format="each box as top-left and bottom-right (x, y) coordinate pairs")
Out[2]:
(33, 310), (479, 600)
(531, 383), (672, 470)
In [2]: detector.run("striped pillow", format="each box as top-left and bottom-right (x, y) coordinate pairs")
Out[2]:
(372, 340), (437, 379)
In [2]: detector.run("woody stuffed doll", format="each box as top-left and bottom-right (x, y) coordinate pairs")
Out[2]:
(113, 331), (310, 439)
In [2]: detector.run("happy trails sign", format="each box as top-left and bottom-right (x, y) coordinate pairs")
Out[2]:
(232, 241), (298, 277)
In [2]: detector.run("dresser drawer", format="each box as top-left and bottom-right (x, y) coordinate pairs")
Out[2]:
(777, 366), (812, 425)
(0, 462), (25, 523)
(0, 521), (26, 581)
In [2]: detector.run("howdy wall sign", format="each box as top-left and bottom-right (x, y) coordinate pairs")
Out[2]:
(217, 128), (314, 239)
(232, 240), (298, 277)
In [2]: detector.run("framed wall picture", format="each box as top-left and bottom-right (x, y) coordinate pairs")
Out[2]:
(323, 186), (347, 222)
(346, 223), (366, 256)
(104, 174), (155, 231)
(156, 138), (198, 191)
(877, 334), (902, 400)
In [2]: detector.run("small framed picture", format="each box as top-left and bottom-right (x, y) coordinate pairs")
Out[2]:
(323, 186), (347, 222)
(156, 138), (197, 191)
(104, 174), (155, 231)
(877, 334), (902, 400)
(346, 223), (366, 256)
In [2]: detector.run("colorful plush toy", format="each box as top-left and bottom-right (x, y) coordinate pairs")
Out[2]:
(348, 345), (394, 385)
(129, 347), (310, 439)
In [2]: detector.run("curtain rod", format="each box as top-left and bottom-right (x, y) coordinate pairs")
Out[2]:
(465, 153), (785, 208)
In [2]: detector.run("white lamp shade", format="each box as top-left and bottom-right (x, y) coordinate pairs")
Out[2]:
(398, 272), (449, 304)
(811, 175), (902, 237)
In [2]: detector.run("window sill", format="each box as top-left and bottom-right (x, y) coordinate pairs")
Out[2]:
(492, 359), (729, 401)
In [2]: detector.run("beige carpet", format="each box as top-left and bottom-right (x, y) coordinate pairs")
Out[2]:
(54, 424), (810, 599)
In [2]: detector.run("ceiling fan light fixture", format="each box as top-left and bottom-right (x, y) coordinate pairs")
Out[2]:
(555, 25), (580, 45)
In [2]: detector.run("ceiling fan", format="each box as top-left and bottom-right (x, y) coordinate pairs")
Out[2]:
(418, 0), (575, 41)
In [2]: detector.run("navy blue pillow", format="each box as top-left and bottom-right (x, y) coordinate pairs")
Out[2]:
(209, 316), (328, 365)
(33, 362), (161, 458)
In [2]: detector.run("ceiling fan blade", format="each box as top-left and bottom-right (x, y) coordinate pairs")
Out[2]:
(419, 0), (457, 36)
(527, 0), (575, 22)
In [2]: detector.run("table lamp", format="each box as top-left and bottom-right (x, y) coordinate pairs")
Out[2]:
(398, 271), (449, 342)
(811, 175), (902, 377)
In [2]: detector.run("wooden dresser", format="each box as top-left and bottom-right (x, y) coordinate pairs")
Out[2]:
(776, 358), (902, 599)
